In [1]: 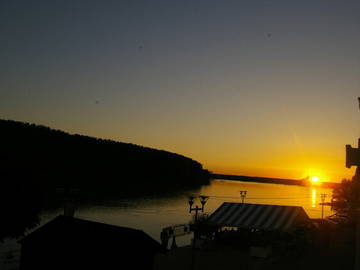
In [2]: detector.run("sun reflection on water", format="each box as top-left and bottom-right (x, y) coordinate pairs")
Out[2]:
(311, 188), (317, 208)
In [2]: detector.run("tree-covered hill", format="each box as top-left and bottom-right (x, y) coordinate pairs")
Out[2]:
(0, 119), (211, 197)
(0, 119), (211, 239)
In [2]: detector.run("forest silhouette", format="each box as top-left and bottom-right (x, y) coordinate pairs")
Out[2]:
(0, 119), (211, 239)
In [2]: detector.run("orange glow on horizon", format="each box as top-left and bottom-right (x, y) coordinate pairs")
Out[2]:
(143, 133), (357, 184)
(208, 164), (355, 184)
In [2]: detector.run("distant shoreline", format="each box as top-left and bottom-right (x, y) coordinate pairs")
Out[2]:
(211, 173), (340, 188)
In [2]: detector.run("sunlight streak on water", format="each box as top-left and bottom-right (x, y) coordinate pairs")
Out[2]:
(311, 188), (317, 208)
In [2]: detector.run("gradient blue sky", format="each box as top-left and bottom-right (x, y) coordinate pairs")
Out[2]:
(1, 0), (359, 181)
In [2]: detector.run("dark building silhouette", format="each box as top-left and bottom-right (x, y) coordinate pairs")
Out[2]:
(206, 202), (312, 231)
(19, 215), (165, 270)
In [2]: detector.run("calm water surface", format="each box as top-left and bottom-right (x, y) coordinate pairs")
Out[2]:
(0, 179), (335, 269)
(40, 179), (335, 246)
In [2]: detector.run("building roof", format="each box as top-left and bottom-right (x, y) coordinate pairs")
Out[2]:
(20, 215), (164, 253)
(206, 202), (310, 231)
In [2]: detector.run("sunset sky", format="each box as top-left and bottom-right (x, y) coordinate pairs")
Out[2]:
(1, 1), (359, 182)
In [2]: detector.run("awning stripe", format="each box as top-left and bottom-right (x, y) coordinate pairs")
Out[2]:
(206, 203), (309, 231)
(242, 204), (266, 228)
(233, 204), (257, 227)
(207, 202), (231, 224)
(260, 206), (283, 230)
(226, 204), (247, 225)
(252, 205), (276, 229)
(217, 203), (240, 225)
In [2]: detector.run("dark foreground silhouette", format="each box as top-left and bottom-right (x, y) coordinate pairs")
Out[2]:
(0, 119), (211, 240)
(19, 215), (165, 270)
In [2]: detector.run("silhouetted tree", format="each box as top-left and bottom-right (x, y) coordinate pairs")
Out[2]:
(331, 175), (360, 221)
(0, 170), (43, 241)
(0, 119), (211, 197)
(0, 119), (212, 238)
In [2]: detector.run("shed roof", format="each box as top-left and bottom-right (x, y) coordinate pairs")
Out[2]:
(20, 215), (164, 252)
(206, 202), (310, 231)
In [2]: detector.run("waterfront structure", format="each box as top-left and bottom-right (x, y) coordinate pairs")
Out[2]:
(19, 215), (164, 270)
(345, 100), (360, 270)
(346, 139), (360, 169)
(206, 202), (311, 231)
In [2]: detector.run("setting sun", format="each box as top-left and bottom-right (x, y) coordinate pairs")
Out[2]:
(311, 176), (320, 184)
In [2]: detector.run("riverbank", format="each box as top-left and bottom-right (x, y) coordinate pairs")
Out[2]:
(212, 174), (340, 188)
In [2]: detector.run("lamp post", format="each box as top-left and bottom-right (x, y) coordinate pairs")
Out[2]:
(188, 195), (209, 222)
(320, 193), (326, 219)
(240, 190), (247, 204)
(188, 195), (209, 270)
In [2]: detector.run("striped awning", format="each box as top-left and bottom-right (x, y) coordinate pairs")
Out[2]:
(206, 202), (309, 231)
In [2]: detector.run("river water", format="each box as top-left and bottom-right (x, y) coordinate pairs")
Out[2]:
(41, 179), (335, 246)
(0, 179), (335, 269)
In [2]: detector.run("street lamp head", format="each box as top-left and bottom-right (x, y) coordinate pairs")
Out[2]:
(188, 196), (195, 212)
(188, 196), (195, 205)
(199, 195), (209, 211)
(199, 195), (209, 206)
(188, 195), (209, 212)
